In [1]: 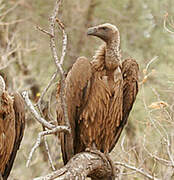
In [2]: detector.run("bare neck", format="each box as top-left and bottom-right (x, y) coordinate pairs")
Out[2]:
(105, 38), (121, 70)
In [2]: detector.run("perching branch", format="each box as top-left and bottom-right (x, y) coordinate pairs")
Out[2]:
(33, 151), (159, 180)
(33, 151), (114, 180)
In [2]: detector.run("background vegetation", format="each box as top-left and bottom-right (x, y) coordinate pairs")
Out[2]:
(1, 0), (174, 179)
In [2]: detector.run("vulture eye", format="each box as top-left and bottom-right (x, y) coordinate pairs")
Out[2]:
(101, 27), (107, 31)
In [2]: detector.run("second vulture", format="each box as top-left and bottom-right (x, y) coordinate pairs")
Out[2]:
(0, 75), (25, 180)
(57, 23), (139, 164)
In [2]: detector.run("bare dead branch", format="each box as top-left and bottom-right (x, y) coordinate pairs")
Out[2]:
(26, 125), (70, 168)
(49, 0), (72, 137)
(43, 137), (56, 171)
(33, 151), (114, 180)
(22, 91), (55, 129)
(33, 151), (160, 180)
(22, 0), (73, 172)
(36, 1), (69, 132)
(22, 90), (70, 168)
(56, 19), (67, 66)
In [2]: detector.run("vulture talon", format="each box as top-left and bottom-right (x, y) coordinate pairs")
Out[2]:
(85, 148), (118, 179)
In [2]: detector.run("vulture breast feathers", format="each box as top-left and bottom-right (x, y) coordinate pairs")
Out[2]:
(57, 23), (139, 164)
(0, 76), (25, 180)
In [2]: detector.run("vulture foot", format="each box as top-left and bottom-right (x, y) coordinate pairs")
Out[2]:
(85, 148), (118, 179)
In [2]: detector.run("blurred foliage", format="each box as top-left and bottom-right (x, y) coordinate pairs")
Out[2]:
(1, 0), (174, 179)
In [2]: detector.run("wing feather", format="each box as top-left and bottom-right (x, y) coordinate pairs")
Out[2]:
(0, 92), (15, 176)
(3, 92), (25, 180)
(57, 56), (92, 164)
(109, 59), (139, 152)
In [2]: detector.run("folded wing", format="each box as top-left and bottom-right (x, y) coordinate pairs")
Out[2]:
(57, 57), (92, 164)
(109, 59), (139, 152)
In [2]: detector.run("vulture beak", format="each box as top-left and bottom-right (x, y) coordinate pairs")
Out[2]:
(87, 27), (98, 36)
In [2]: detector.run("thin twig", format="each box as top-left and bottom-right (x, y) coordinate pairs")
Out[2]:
(145, 56), (158, 73)
(43, 137), (56, 171)
(56, 18), (67, 65)
(115, 161), (159, 180)
(151, 88), (174, 167)
(2, 47), (19, 61)
(143, 135), (172, 166)
(36, 26), (53, 37)
(26, 125), (70, 167)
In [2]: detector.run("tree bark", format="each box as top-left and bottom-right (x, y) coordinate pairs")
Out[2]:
(33, 151), (114, 180)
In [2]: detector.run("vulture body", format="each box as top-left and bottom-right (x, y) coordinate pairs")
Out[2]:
(57, 23), (139, 164)
(0, 76), (25, 180)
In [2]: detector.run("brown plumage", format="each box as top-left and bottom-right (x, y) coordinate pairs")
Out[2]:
(57, 23), (139, 164)
(0, 76), (25, 180)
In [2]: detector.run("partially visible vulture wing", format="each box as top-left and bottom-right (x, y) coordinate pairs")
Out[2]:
(3, 92), (25, 180)
(0, 76), (25, 179)
(109, 59), (139, 152)
(0, 92), (15, 177)
(57, 57), (92, 164)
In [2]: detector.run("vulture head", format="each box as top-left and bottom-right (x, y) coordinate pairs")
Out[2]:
(87, 23), (120, 45)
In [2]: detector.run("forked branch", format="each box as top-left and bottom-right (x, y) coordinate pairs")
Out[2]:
(22, 0), (72, 171)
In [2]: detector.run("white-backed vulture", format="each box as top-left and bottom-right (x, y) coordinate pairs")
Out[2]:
(57, 23), (139, 164)
(0, 76), (25, 180)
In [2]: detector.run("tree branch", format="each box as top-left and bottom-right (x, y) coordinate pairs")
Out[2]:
(26, 125), (70, 168)
(22, 91), (55, 129)
(22, 0), (73, 172)
(33, 151), (114, 180)
(49, 0), (70, 130)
